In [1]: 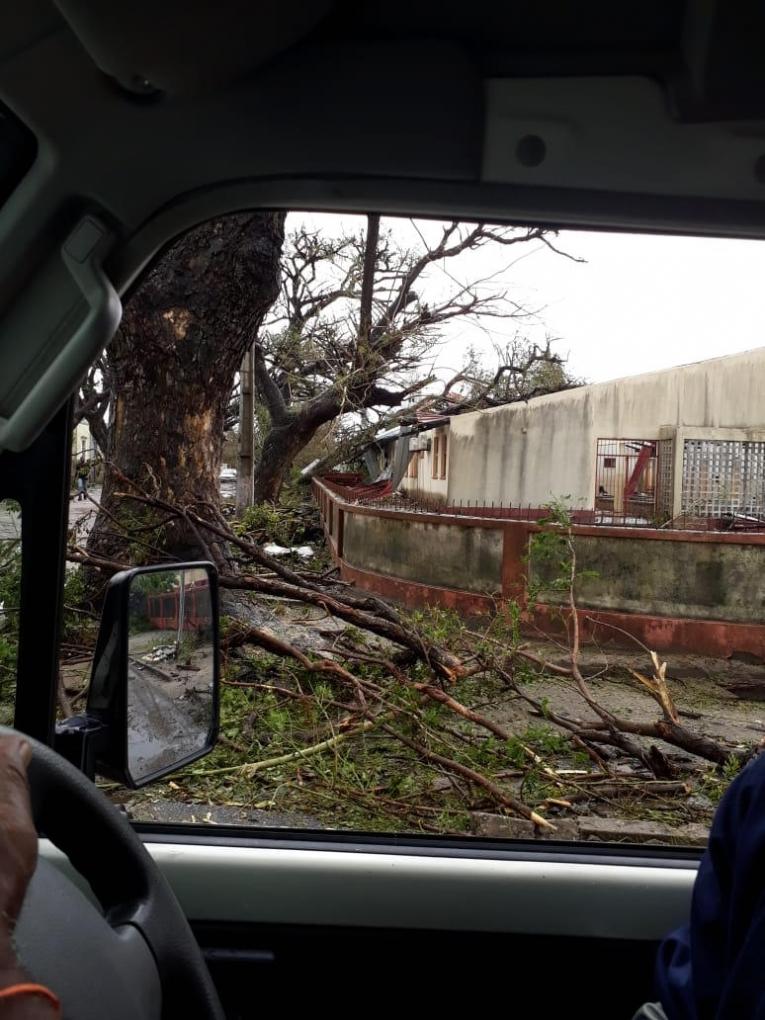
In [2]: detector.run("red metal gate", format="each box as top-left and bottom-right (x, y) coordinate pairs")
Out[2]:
(146, 579), (211, 630)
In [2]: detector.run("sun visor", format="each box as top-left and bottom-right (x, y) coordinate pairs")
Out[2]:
(0, 215), (121, 453)
(53, 0), (334, 96)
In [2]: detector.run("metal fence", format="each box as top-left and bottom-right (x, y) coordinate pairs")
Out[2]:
(318, 445), (765, 533)
(594, 438), (657, 518)
(336, 489), (765, 532)
(354, 492), (562, 520)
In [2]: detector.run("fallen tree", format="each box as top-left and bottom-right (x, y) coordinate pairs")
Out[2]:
(249, 218), (582, 500)
(67, 483), (758, 834)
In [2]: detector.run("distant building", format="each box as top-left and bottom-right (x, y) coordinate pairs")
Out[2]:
(398, 347), (765, 524)
(315, 349), (765, 656)
(71, 419), (103, 485)
(72, 418), (93, 459)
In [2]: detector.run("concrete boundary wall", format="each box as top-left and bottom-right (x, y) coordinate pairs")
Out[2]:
(313, 479), (765, 659)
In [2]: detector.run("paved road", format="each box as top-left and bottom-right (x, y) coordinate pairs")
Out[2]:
(127, 658), (212, 781)
(68, 487), (102, 543)
(0, 487), (102, 543)
(1, 482), (235, 543)
(0, 503), (20, 543)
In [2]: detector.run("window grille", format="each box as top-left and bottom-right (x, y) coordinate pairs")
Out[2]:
(681, 439), (765, 516)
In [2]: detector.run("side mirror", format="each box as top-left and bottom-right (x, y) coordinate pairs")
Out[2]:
(55, 562), (219, 787)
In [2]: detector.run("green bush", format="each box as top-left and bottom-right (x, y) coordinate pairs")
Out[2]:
(0, 525), (21, 724)
(236, 488), (318, 548)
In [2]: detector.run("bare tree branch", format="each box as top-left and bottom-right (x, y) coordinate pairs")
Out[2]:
(252, 219), (581, 500)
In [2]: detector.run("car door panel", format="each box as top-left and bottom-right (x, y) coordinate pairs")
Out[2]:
(41, 837), (694, 1016)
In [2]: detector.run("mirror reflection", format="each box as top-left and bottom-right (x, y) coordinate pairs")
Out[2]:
(127, 567), (215, 783)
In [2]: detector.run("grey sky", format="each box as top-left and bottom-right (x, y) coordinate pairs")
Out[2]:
(499, 229), (765, 383)
(294, 212), (765, 386)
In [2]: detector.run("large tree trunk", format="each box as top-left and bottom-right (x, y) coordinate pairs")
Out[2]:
(252, 414), (321, 503)
(88, 212), (285, 563)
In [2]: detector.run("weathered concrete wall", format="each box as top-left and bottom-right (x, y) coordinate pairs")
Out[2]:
(314, 478), (765, 656)
(447, 347), (765, 508)
(531, 533), (765, 623)
(343, 513), (502, 593)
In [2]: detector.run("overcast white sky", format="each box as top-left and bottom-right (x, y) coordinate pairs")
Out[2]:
(293, 212), (765, 386)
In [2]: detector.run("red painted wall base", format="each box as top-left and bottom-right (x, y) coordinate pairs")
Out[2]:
(316, 479), (765, 661)
(338, 555), (765, 660)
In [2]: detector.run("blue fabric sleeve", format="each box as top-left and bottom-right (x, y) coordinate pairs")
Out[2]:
(655, 751), (765, 1019)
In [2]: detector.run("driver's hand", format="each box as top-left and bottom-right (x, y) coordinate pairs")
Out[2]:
(0, 735), (36, 927)
(0, 734), (58, 1016)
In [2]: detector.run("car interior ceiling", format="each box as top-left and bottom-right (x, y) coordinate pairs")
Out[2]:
(2, 2), (765, 1019)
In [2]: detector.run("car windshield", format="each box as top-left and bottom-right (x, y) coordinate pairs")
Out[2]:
(8, 211), (765, 848)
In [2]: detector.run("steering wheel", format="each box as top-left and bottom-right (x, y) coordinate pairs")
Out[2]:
(2, 727), (224, 1020)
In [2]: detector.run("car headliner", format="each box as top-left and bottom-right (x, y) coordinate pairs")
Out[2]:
(0, 1), (764, 439)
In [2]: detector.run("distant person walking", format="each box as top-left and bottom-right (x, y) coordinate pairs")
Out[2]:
(75, 456), (90, 501)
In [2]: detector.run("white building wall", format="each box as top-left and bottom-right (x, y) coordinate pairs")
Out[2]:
(445, 347), (765, 509)
(400, 426), (450, 501)
(72, 419), (92, 457)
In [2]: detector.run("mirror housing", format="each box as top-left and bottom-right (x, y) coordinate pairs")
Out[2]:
(55, 562), (220, 788)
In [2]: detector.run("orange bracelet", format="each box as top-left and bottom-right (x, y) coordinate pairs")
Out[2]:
(0, 982), (60, 1011)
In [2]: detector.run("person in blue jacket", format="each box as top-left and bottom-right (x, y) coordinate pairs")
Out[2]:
(636, 749), (765, 1019)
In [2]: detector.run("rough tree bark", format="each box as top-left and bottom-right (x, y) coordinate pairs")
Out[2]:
(251, 383), (338, 503)
(88, 212), (285, 561)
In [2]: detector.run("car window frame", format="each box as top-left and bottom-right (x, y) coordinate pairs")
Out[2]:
(12, 193), (765, 865)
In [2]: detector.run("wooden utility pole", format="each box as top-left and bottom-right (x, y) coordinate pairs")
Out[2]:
(236, 345), (255, 511)
(358, 213), (380, 349)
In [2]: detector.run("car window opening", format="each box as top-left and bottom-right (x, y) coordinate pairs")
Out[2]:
(8, 211), (765, 852)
